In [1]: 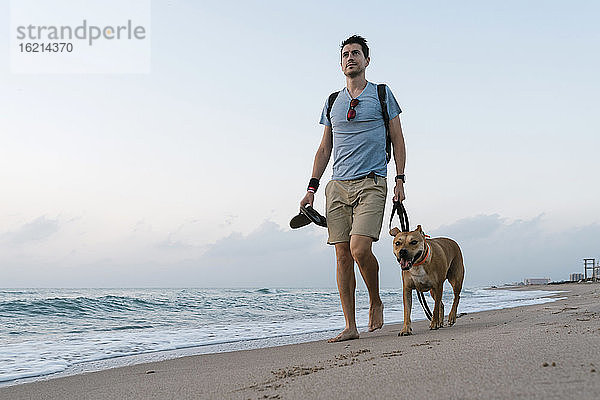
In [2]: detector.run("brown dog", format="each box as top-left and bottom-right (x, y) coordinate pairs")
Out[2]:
(389, 225), (465, 335)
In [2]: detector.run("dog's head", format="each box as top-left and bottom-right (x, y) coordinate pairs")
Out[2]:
(389, 225), (427, 271)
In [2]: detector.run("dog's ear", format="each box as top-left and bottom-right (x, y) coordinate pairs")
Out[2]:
(416, 224), (423, 233)
(389, 227), (400, 237)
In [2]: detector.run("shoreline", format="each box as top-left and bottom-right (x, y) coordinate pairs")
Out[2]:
(0, 327), (345, 389)
(0, 285), (563, 388)
(3, 282), (599, 399)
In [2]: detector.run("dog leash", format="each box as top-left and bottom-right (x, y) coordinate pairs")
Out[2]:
(389, 200), (433, 321)
(388, 200), (409, 232)
(416, 291), (433, 321)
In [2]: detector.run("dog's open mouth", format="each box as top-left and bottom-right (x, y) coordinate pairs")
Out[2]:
(398, 250), (423, 271)
(398, 258), (412, 271)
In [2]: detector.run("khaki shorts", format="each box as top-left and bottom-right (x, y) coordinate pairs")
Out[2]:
(325, 175), (387, 244)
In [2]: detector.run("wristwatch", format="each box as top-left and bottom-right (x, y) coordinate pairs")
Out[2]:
(395, 174), (405, 183)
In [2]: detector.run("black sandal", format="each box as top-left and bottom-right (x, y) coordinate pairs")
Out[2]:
(290, 205), (327, 228)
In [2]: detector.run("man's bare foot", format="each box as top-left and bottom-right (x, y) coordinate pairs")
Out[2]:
(368, 302), (384, 332)
(327, 328), (359, 343)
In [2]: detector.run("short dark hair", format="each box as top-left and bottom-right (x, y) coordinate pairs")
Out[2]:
(340, 35), (369, 59)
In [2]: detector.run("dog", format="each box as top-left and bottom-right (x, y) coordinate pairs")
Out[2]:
(389, 225), (465, 336)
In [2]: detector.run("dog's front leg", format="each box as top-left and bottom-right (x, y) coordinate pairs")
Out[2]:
(429, 286), (444, 330)
(399, 285), (413, 336)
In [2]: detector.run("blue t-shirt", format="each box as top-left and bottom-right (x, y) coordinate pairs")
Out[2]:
(319, 81), (401, 180)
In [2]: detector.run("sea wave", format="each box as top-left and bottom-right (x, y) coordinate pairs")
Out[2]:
(0, 295), (161, 316)
(0, 287), (564, 386)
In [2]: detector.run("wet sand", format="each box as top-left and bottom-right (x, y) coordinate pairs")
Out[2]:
(2, 282), (599, 399)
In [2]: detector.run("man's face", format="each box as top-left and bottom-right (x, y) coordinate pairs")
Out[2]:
(340, 43), (370, 78)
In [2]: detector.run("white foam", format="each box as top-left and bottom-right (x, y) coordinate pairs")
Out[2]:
(0, 287), (564, 385)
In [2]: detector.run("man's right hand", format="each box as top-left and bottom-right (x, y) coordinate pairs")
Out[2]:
(393, 181), (406, 202)
(300, 191), (314, 208)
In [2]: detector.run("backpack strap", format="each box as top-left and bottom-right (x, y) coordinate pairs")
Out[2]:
(326, 91), (340, 126)
(377, 83), (392, 163)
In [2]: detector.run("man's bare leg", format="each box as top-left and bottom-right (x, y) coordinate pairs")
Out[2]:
(350, 235), (384, 332)
(328, 242), (360, 343)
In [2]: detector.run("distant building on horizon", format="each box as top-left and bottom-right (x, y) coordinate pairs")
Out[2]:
(570, 273), (584, 282)
(524, 278), (551, 285)
(583, 258), (599, 281)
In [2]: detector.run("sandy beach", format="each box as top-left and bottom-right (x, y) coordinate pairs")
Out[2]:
(2, 282), (599, 400)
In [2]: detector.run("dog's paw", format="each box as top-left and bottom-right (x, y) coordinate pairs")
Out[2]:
(448, 313), (456, 326)
(429, 320), (442, 330)
(399, 327), (412, 336)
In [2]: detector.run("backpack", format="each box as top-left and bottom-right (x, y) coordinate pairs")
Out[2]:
(326, 83), (392, 163)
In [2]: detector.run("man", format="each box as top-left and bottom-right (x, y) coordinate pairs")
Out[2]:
(300, 35), (406, 343)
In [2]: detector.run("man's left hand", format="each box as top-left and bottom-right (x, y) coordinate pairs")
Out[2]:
(393, 181), (405, 202)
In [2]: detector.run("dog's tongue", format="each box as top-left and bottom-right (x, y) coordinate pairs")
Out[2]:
(400, 259), (410, 269)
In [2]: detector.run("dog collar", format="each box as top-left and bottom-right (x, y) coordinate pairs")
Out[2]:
(413, 241), (430, 267)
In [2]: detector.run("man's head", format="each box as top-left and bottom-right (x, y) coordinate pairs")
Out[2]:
(340, 35), (370, 78)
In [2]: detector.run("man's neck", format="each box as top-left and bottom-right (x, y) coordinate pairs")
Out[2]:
(346, 75), (368, 98)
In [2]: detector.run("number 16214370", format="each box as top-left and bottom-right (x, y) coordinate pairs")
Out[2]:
(19, 42), (73, 53)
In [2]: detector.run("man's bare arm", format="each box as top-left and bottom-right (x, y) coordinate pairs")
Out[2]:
(300, 126), (333, 207)
(389, 115), (406, 202)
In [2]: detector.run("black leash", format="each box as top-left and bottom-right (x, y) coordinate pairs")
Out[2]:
(416, 291), (433, 321)
(388, 200), (409, 232)
(389, 200), (433, 321)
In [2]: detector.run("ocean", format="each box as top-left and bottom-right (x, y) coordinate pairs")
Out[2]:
(0, 286), (564, 387)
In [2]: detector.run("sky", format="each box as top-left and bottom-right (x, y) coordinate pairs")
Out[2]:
(1, 0), (599, 288)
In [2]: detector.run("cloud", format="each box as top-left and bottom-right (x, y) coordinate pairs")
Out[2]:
(191, 221), (335, 287)
(423, 215), (600, 285)
(0, 216), (60, 244)
(0, 219), (336, 288)
(175, 214), (598, 288)
(429, 214), (506, 242)
(1, 214), (597, 288)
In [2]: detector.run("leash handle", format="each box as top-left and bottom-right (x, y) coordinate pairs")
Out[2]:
(389, 200), (410, 232)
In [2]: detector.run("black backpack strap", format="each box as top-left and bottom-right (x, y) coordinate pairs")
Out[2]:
(326, 91), (340, 126)
(377, 83), (392, 163)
